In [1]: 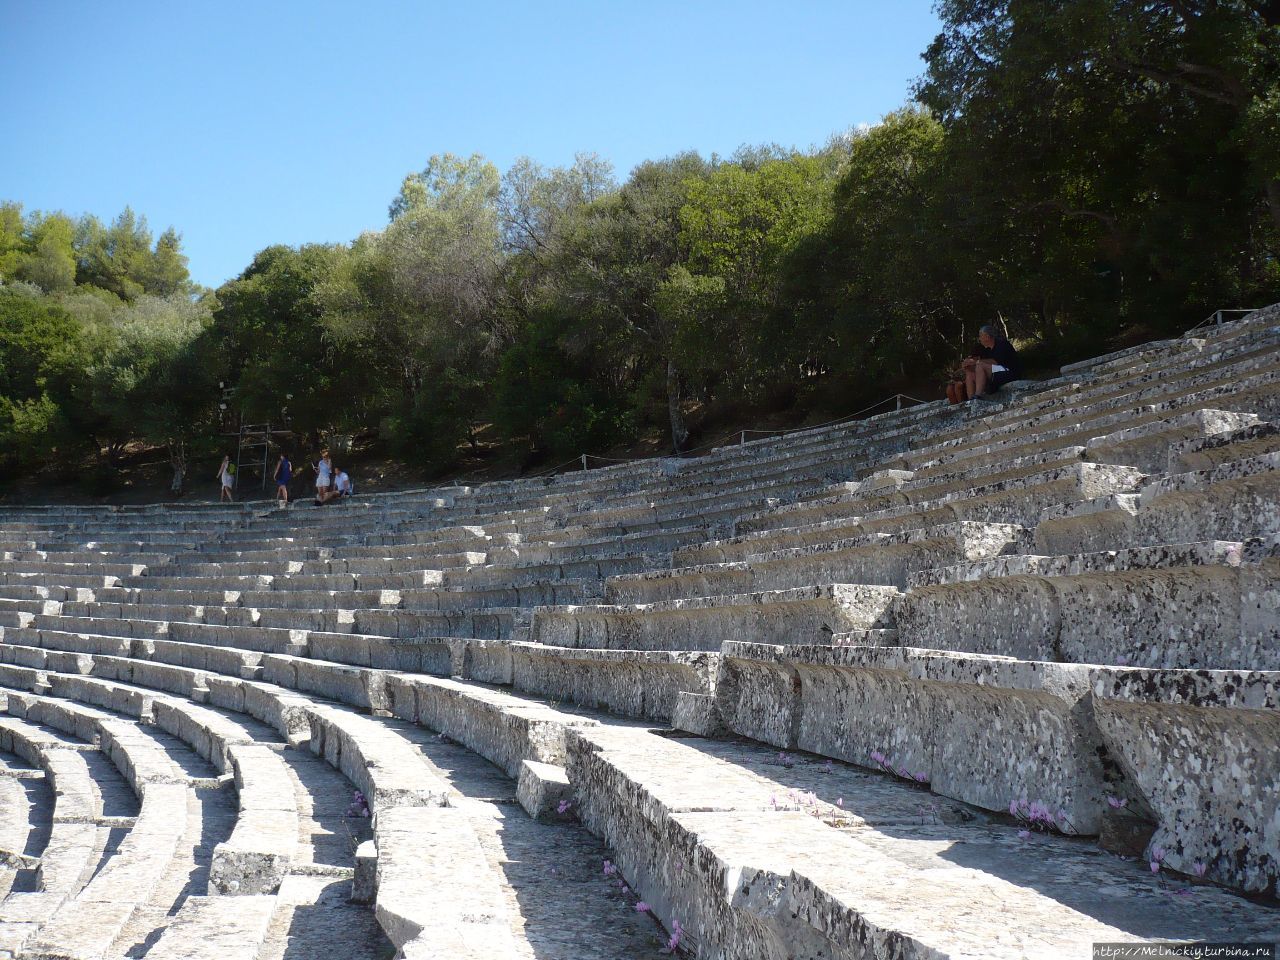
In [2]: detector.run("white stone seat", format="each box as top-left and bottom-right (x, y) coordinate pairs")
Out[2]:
(0, 716), (116, 940)
(613, 522), (1021, 601)
(142, 894), (278, 960)
(530, 583), (899, 651)
(1170, 418), (1280, 472)
(2, 693), (201, 959)
(1091, 665), (1280, 894)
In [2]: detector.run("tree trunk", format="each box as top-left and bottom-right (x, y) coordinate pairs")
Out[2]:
(666, 359), (689, 454)
(1266, 179), (1280, 246)
(168, 440), (187, 494)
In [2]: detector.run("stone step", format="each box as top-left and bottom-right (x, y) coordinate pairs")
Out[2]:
(1170, 418), (1280, 473)
(353, 666), (1280, 956)
(530, 584), (899, 651)
(1036, 450), (1280, 553)
(610, 522), (1021, 603)
(0, 748), (43, 902)
(896, 539), (1276, 669)
(1083, 408), (1260, 474)
(147, 550), (487, 579)
(142, 894), (278, 960)
(0, 717), (120, 943)
(904, 349), (1280, 479)
(701, 464), (1135, 568)
(1, 692), (218, 959)
(737, 462), (1143, 537)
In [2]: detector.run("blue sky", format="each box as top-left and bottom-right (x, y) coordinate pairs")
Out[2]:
(1, 1), (941, 288)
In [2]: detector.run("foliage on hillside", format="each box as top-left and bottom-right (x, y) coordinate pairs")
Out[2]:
(3, 1), (1278, 491)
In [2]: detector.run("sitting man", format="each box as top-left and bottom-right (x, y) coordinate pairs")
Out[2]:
(317, 467), (353, 504)
(962, 327), (1024, 401)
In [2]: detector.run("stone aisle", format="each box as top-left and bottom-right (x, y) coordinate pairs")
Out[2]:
(408, 732), (670, 960)
(0, 751), (42, 900)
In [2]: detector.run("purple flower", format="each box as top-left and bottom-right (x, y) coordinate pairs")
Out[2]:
(1193, 861), (1207, 878)
(666, 918), (684, 952)
(557, 799), (573, 815)
(1106, 795), (1128, 809)
(870, 750), (886, 765)
(914, 772), (928, 783)
(1150, 860), (1162, 874)
(1009, 799), (1022, 816)
(603, 860), (616, 877)
(635, 901), (651, 912)
(1018, 829), (1032, 840)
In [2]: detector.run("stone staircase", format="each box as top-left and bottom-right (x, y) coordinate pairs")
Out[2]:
(1, 305), (1280, 957)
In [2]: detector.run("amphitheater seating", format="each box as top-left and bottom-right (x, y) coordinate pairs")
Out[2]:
(1, 305), (1279, 957)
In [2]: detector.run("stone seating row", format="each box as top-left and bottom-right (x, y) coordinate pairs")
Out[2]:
(10, 593), (1280, 957)
(0, 690), (244, 959)
(700, 639), (1279, 894)
(0, 716), (121, 951)
(0, 646), (655, 959)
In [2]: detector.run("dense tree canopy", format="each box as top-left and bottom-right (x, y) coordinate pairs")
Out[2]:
(4, 0), (1278, 492)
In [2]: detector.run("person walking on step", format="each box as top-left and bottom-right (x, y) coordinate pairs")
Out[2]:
(313, 448), (333, 505)
(216, 455), (236, 502)
(273, 452), (293, 507)
(966, 324), (1021, 401)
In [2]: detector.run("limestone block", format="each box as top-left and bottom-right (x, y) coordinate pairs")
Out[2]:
(143, 895), (277, 959)
(351, 839), (377, 904)
(1035, 494), (1140, 554)
(373, 805), (518, 957)
(1170, 419), (1280, 473)
(516, 759), (572, 821)
(671, 691), (724, 736)
(509, 644), (715, 722)
(1092, 666), (1280, 893)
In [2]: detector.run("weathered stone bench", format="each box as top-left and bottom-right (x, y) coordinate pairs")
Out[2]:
(896, 539), (1274, 669)
(530, 583), (898, 651)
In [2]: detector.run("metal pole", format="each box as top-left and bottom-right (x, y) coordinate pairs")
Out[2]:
(581, 454), (588, 472)
(740, 431), (746, 445)
(895, 395), (902, 412)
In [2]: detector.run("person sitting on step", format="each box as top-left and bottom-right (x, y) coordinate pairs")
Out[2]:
(966, 324), (1021, 401)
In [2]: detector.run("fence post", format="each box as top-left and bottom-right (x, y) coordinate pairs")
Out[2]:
(581, 454), (588, 471)
(895, 395), (902, 411)
(740, 431), (746, 446)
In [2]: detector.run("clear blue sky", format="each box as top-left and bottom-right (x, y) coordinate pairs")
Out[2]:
(1, 1), (940, 289)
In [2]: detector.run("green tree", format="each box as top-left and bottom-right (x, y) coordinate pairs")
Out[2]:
(0, 287), (91, 467)
(918, 0), (1280, 336)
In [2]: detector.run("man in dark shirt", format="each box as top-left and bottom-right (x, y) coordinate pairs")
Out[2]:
(966, 324), (1021, 400)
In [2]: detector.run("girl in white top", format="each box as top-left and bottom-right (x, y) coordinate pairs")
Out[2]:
(216, 456), (235, 502)
(314, 450), (332, 504)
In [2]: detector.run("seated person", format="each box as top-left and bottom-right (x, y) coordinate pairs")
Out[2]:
(318, 468), (353, 504)
(952, 325), (1020, 402)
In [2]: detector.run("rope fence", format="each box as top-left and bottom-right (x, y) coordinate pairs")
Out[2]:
(446, 303), (1265, 489)
(451, 390), (934, 486)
